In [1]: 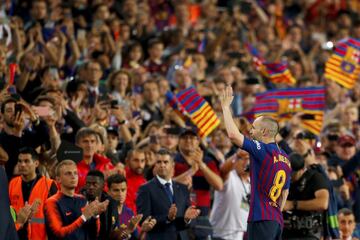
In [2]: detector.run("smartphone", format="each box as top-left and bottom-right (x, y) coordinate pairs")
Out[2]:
(14, 104), (22, 116)
(88, 93), (96, 108)
(132, 111), (141, 118)
(149, 135), (158, 144)
(110, 100), (119, 109)
(49, 67), (59, 80)
(32, 106), (53, 117)
(301, 114), (315, 120)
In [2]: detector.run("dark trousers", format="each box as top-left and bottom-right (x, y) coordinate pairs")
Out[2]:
(247, 221), (282, 240)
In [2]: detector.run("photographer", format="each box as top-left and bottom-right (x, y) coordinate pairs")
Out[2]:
(210, 149), (250, 240)
(283, 152), (330, 240)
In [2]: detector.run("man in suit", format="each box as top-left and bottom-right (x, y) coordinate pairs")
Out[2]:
(136, 148), (200, 240)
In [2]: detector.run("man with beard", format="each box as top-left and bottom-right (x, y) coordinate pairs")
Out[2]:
(221, 86), (291, 240)
(0, 98), (49, 178)
(124, 149), (147, 214)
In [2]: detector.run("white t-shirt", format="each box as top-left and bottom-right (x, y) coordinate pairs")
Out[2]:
(210, 170), (250, 240)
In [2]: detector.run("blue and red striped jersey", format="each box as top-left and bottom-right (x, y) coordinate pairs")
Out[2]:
(242, 138), (291, 226)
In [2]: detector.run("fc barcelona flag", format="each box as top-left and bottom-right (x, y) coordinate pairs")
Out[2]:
(253, 87), (325, 135)
(261, 62), (297, 85)
(175, 87), (220, 138)
(325, 38), (360, 89)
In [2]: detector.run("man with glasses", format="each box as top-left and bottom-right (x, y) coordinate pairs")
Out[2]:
(220, 86), (291, 240)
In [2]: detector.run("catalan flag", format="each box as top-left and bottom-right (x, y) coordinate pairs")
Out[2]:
(325, 38), (360, 89)
(253, 86), (325, 135)
(165, 91), (187, 117)
(175, 87), (220, 138)
(261, 62), (297, 85)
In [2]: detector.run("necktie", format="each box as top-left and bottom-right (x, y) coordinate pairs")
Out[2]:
(164, 183), (174, 203)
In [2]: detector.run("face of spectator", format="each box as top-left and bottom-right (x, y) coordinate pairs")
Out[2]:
(179, 134), (199, 152)
(234, 156), (249, 176)
(175, 69), (192, 89)
(218, 68), (234, 85)
(129, 46), (142, 62)
(87, 62), (103, 86)
(107, 133), (119, 151)
(85, 176), (104, 200)
(120, 24), (131, 42)
(95, 5), (110, 21)
(158, 79), (169, 97)
(149, 43), (164, 61)
(159, 132), (179, 151)
(77, 134), (98, 158)
(127, 152), (145, 175)
(212, 130), (232, 150)
(143, 82), (159, 104)
(338, 213), (356, 239)
(335, 142), (356, 161)
(193, 54), (207, 71)
(3, 102), (16, 126)
(57, 164), (78, 190)
(123, 0), (138, 17)
(108, 182), (127, 204)
(113, 73), (129, 92)
(155, 154), (174, 180)
(288, 26), (302, 44)
(344, 107), (358, 124)
(31, 1), (47, 20)
(17, 153), (38, 179)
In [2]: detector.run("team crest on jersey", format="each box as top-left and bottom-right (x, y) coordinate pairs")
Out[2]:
(253, 140), (261, 150)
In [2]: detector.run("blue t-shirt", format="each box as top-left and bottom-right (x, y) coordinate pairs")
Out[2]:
(242, 138), (292, 226)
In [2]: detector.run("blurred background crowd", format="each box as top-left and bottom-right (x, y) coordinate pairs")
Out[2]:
(0, 0), (360, 239)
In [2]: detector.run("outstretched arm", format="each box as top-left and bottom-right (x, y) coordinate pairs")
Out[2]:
(279, 189), (289, 211)
(220, 86), (244, 147)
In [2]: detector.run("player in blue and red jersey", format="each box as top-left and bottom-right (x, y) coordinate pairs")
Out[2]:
(220, 86), (291, 240)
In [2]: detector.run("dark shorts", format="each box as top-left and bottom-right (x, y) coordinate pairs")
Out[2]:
(247, 221), (282, 240)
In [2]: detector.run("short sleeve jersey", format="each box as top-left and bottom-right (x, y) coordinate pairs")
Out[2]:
(242, 138), (292, 226)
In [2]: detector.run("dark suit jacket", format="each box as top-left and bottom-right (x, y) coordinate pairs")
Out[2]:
(136, 177), (191, 240)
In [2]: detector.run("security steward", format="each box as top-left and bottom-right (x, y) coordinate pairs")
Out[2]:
(283, 152), (330, 240)
(8, 147), (57, 240)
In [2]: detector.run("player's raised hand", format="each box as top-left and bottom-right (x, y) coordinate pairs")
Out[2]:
(219, 85), (234, 107)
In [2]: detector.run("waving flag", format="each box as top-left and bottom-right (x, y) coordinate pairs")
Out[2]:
(245, 43), (296, 85)
(325, 38), (360, 89)
(253, 87), (325, 134)
(170, 87), (220, 138)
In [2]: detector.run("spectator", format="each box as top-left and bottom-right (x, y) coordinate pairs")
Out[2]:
(44, 160), (109, 240)
(0, 98), (50, 179)
(124, 149), (147, 214)
(174, 129), (223, 239)
(210, 149), (250, 240)
(8, 147), (57, 240)
(136, 148), (200, 240)
(140, 79), (163, 130)
(75, 128), (114, 190)
(338, 208), (357, 240)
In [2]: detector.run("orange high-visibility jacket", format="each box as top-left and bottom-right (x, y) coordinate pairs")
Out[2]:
(9, 176), (54, 240)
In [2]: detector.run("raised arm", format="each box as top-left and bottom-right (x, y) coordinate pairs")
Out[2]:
(220, 86), (244, 147)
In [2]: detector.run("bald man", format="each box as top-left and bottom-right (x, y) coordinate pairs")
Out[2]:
(220, 86), (291, 240)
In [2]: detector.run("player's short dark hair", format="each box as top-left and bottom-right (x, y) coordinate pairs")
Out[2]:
(18, 147), (39, 161)
(107, 174), (127, 189)
(86, 170), (105, 182)
(156, 148), (174, 162)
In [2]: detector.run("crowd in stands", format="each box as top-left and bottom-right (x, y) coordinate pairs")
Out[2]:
(0, 0), (360, 239)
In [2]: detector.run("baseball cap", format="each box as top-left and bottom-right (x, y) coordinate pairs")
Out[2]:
(179, 129), (198, 138)
(106, 126), (119, 136)
(289, 152), (305, 172)
(338, 134), (356, 147)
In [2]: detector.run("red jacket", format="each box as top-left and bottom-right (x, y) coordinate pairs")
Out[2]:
(77, 154), (114, 191)
(125, 167), (146, 214)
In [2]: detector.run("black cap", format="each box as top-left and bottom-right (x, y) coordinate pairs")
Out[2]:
(179, 129), (198, 138)
(106, 126), (119, 136)
(289, 152), (305, 172)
